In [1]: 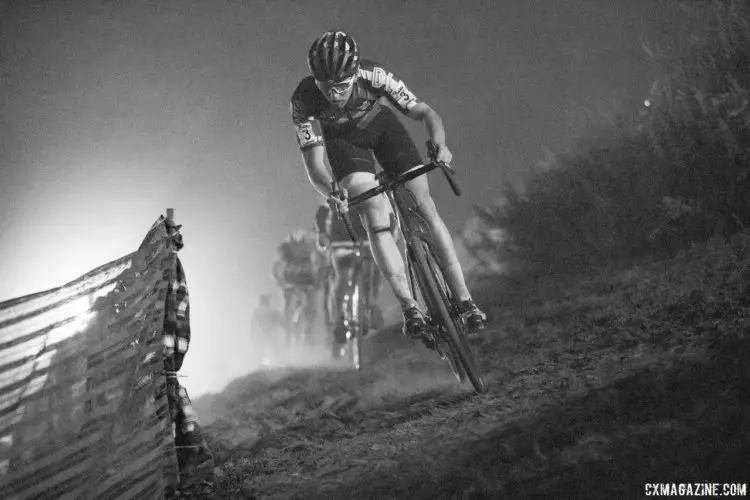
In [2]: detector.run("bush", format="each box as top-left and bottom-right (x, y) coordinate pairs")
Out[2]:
(469, 0), (750, 277)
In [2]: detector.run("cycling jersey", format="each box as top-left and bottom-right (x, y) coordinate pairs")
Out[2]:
(279, 238), (314, 266)
(276, 237), (322, 287)
(290, 59), (421, 151)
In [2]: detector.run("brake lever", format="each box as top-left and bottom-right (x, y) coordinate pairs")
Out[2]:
(426, 140), (461, 196)
(329, 181), (344, 217)
(330, 181), (359, 242)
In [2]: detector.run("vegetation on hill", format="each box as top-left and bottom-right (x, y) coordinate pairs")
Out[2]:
(467, 0), (750, 278)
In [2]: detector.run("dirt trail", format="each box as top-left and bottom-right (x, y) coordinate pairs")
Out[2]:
(190, 237), (750, 499)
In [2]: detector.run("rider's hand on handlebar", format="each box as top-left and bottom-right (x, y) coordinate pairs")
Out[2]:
(430, 142), (453, 166)
(327, 187), (349, 214)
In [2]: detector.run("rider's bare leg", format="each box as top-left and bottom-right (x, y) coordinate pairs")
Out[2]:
(404, 174), (472, 302)
(304, 286), (317, 342)
(283, 288), (295, 345)
(339, 172), (417, 311)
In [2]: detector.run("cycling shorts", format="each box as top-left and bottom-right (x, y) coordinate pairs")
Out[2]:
(323, 105), (423, 182)
(282, 263), (316, 288)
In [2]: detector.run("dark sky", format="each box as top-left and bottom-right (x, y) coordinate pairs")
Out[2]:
(0, 0), (685, 395)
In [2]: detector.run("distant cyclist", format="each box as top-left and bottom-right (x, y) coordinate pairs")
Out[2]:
(250, 294), (285, 336)
(272, 229), (324, 343)
(314, 202), (385, 334)
(250, 294), (286, 362)
(289, 31), (486, 344)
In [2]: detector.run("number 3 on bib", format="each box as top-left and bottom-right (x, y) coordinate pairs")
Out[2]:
(296, 122), (320, 148)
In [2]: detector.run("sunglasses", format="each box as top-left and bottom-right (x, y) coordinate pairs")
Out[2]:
(316, 76), (356, 95)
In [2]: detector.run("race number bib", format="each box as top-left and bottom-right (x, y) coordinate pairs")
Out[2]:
(295, 122), (320, 148)
(393, 84), (418, 110)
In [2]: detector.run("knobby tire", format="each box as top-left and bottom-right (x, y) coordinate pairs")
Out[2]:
(410, 237), (487, 394)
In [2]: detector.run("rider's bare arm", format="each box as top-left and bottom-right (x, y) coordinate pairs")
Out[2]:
(406, 102), (449, 155)
(405, 102), (452, 164)
(301, 145), (335, 197)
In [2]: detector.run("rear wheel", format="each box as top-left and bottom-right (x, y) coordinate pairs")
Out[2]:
(410, 238), (487, 394)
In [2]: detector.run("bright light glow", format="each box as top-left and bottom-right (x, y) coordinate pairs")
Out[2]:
(0, 289), (103, 420)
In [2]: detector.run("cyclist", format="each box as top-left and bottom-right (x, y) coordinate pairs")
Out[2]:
(250, 294), (286, 362)
(313, 202), (385, 335)
(289, 31), (486, 345)
(250, 294), (285, 336)
(272, 229), (323, 343)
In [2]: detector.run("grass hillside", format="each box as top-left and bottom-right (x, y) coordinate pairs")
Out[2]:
(180, 232), (749, 499)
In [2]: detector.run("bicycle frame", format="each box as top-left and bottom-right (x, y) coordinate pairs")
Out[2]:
(335, 157), (461, 311)
(383, 181), (441, 306)
(330, 144), (486, 392)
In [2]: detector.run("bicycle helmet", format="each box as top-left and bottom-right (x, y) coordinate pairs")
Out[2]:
(307, 31), (360, 83)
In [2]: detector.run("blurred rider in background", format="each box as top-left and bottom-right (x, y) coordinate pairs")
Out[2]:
(250, 294), (285, 337)
(272, 229), (325, 344)
(314, 202), (386, 336)
(250, 293), (286, 363)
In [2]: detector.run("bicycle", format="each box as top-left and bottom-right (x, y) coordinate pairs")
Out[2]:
(331, 142), (487, 393)
(281, 283), (316, 347)
(325, 239), (376, 371)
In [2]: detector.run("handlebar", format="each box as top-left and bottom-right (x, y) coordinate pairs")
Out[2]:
(330, 141), (462, 243)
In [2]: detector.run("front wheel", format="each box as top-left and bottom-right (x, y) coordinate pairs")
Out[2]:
(331, 284), (363, 371)
(410, 239), (487, 394)
(331, 328), (362, 371)
(348, 281), (364, 371)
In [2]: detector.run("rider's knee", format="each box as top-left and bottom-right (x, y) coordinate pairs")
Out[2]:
(362, 192), (391, 220)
